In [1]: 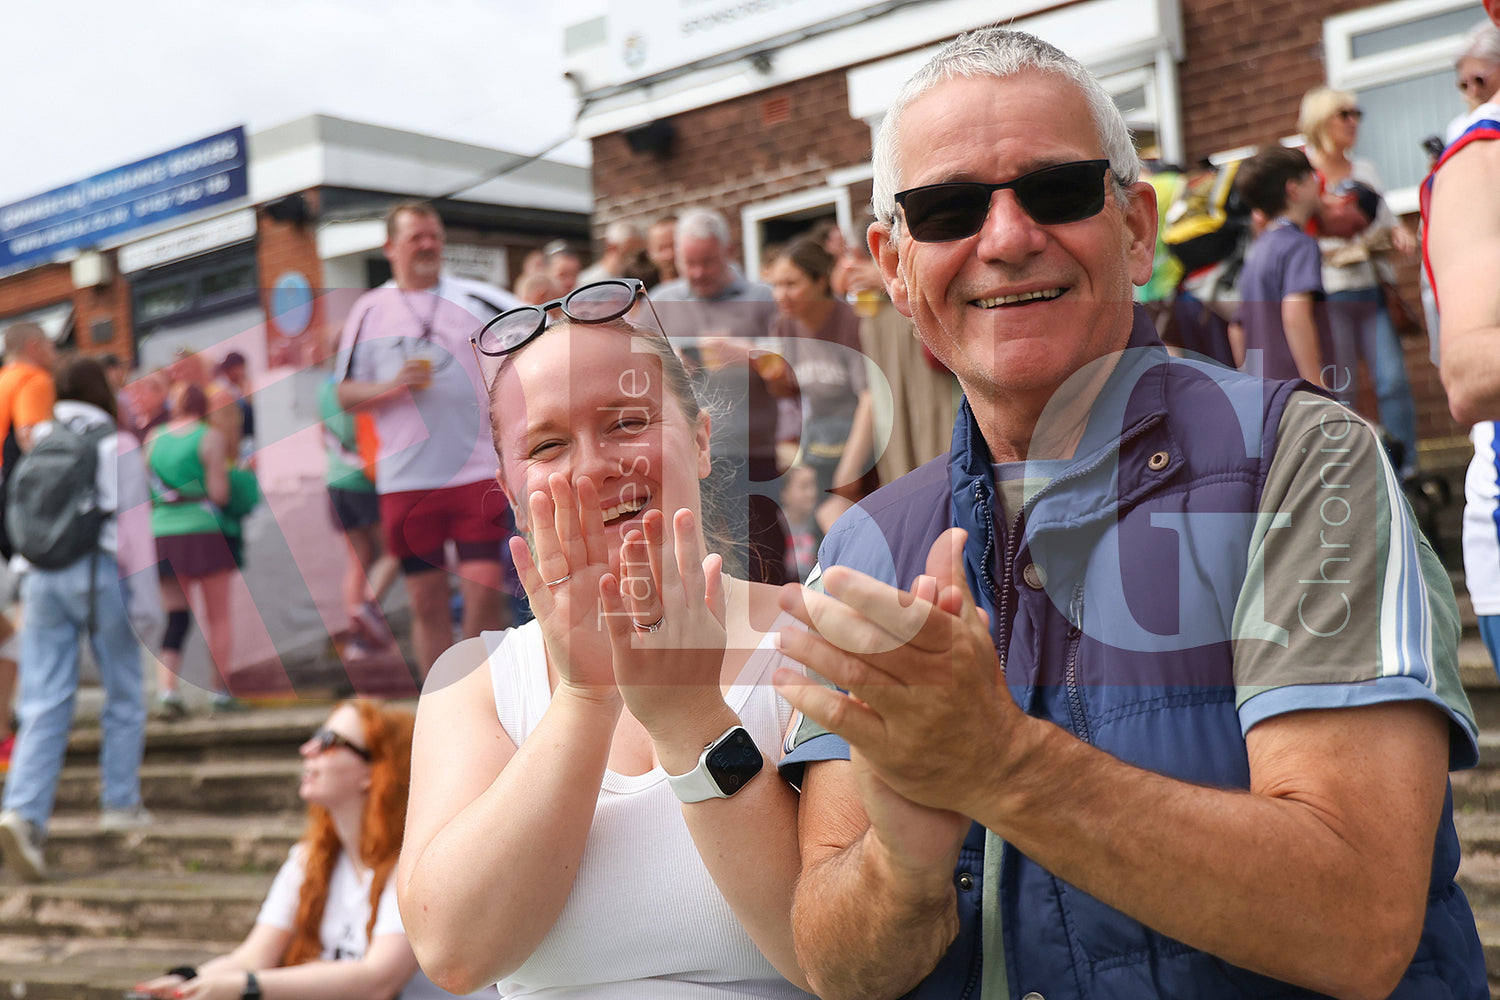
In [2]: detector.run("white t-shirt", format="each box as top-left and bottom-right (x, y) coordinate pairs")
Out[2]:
(1464, 421), (1500, 616)
(257, 844), (494, 999)
(487, 618), (812, 1000)
(335, 275), (517, 494)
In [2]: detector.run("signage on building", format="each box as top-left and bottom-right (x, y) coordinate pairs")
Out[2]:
(118, 208), (258, 274)
(443, 243), (508, 286)
(0, 126), (248, 274)
(608, 0), (872, 83)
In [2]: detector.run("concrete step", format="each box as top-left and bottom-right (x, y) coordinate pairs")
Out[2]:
(55, 758), (306, 814)
(65, 702), (338, 767)
(0, 934), (238, 1000)
(64, 697), (422, 766)
(39, 810), (302, 877)
(0, 871), (273, 941)
(1461, 848), (1500, 911)
(1473, 909), (1500, 1000)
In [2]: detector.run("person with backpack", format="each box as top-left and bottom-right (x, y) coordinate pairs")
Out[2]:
(0, 322), (57, 776)
(0, 355), (162, 882)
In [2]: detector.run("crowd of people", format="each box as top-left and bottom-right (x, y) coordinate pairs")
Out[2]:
(1, 9), (1499, 998)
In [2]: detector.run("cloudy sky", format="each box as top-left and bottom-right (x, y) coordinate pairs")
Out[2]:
(1, 0), (599, 207)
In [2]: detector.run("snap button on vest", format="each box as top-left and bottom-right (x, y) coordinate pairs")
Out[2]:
(1021, 993), (1045, 1000)
(957, 872), (974, 892)
(1022, 562), (1045, 589)
(1148, 450), (1170, 471)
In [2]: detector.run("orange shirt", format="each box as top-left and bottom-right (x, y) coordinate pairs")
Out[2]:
(0, 361), (55, 469)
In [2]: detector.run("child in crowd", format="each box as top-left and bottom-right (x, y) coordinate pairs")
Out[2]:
(780, 463), (821, 583)
(1229, 146), (1334, 389)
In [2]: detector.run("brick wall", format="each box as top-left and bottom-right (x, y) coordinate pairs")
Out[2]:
(0, 261), (134, 365)
(590, 70), (873, 249)
(256, 194), (326, 368)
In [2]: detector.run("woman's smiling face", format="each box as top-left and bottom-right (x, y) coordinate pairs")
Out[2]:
(298, 704), (371, 809)
(491, 321), (712, 567)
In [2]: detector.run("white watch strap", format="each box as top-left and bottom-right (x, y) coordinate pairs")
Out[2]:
(666, 725), (741, 803)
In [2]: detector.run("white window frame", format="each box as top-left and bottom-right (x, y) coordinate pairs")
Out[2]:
(1324, 0), (1480, 214)
(740, 185), (854, 283)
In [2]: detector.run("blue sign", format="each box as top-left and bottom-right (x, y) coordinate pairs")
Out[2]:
(271, 271), (314, 338)
(0, 126), (249, 274)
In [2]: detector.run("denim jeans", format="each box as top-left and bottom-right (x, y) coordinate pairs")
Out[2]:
(1325, 287), (1420, 479)
(1481, 616), (1500, 684)
(2, 553), (146, 833)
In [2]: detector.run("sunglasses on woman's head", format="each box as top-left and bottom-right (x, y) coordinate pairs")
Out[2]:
(893, 159), (1114, 243)
(309, 728), (372, 761)
(473, 278), (664, 358)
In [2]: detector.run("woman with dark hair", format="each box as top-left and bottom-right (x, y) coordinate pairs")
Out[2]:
(399, 284), (812, 998)
(0, 354), (162, 882)
(136, 700), (485, 999)
(763, 237), (875, 528)
(147, 380), (235, 718)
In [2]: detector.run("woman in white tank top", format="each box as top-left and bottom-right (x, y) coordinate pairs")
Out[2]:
(398, 284), (814, 999)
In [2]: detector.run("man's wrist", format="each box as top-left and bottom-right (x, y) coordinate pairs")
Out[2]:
(242, 970), (262, 1000)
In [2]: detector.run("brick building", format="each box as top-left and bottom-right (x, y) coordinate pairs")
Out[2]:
(564, 0), (1481, 465)
(0, 115), (590, 377)
(0, 116), (591, 686)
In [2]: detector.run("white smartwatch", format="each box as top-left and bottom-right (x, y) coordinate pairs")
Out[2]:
(666, 725), (764, 803)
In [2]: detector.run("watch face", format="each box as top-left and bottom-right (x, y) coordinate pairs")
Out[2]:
(708, 728), (764, 794)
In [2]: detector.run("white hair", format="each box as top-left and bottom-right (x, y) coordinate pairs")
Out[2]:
(603, 219), (642, 248)
(675, 207), (732, 249)
(1458, 20), (1500, 67)
(871, 27), (1140, 233)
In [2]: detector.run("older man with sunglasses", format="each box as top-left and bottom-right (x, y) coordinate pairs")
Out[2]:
(772, 27), (1485, 1000)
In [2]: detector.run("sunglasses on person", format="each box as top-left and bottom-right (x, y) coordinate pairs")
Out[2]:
(1335, 107), (1363, 122)
(472, 278), (664, 359)
(893, 159), (1115, 243)
(308, 728), (372, 762)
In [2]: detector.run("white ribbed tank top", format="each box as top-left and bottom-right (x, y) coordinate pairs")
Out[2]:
(487, 619), (810, 1000)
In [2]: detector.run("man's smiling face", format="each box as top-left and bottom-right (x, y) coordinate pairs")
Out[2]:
(873, 70), (1155, 414)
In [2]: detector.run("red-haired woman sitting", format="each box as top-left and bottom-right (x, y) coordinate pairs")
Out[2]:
(136, 700), (489, 999)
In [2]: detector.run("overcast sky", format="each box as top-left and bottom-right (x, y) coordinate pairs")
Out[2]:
(1, 0), (599, 207)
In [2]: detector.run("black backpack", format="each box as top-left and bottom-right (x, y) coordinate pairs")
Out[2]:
(5, 415), (114, 570)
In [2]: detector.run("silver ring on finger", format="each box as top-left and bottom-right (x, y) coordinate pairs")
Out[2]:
(544, 574), (572, 588)
(632, 615), (665, 634)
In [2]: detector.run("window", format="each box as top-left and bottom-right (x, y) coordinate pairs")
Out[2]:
(1325, 0), (1486, 214)
(131, 244), (260, 344)
(741, 185), (855, 283)
(1100, 66), (1169, 163)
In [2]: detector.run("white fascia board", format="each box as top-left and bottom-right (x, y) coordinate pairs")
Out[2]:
(312, 147), (589, 212)
(248, 146), (327, 204)
(317, 219), (387, 261)
(573, 0), (1175, 139)
(849, 0), (1167, 120)
(572, 0), (1038, 138)
(248, 114), (590, 209)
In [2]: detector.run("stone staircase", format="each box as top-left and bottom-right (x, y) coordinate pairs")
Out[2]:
(1455, 633), (1500, 996)
(0, 701), (356, 999)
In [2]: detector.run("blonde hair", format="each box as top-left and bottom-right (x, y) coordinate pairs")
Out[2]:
(1298, 86), (1359, 155)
